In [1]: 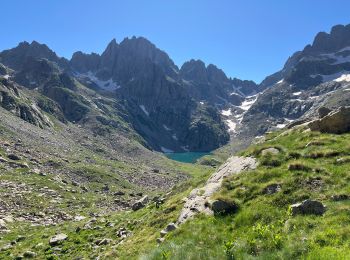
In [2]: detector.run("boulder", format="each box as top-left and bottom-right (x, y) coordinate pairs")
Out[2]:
(0, 157), (8, 163)
(95, 238), (111, 246)
(117, 227), (129, 238)
(164, 223), (177, 232)
(290, 199), (326, 216)
(23, 251), (37, 258)
(7, 154), (21, 161)
(318, 106), (331, 118)
(156, 237), (165, 244)
(331, 194), (349, 201)
(0, 244), (13, 251)
(309, 106), (350, 134)
(49, 233), (68, 246)
(132, 195), (149, 211)
(335, 157), (350, 164)
(263, 183), (281, 195)
(210, 199), (238, 215)
(114, 191), (125, 196)
(261, 148), (279, 156)
(0, 219), (7, 230)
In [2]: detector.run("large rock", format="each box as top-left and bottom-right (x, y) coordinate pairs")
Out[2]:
(309, 106), (350, 134)
(132, 195), (149, 211)
(159, 222), (177, 238)
(290, 199), (326, 216)
(261, 148), (279, 156)
(210, 199), (239, 215)
(49, 233), (68, 246)
(23, 251), (37, 258)
(318, 106), (331, 118)
(263, 183), (281, 195)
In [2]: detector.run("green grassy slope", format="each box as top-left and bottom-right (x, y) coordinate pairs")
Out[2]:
(1, 123), (350, 259)
(145, 126), (350, 259)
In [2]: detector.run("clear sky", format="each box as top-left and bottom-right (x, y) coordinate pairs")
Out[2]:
(1, 0), (350, 83)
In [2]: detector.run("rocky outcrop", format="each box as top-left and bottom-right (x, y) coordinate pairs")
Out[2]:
(132, 195), (149, 211)
(263, 183), (281, 195)
(0, 78), (52, 128)
(49, 233), (68, 246)
(290, 199), (326, 216)
(309, 106), (350, 134)
(210, 199), (238, 215)
(177, 156), (257, 224)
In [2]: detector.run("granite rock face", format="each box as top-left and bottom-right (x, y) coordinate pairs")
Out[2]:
(237, 23), (350, 139)
(309, 106), (350, 134)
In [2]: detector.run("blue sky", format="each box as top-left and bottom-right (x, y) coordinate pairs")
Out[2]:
(1, 0), (350, 83)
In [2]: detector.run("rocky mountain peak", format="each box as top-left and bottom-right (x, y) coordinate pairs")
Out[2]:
(0, 40), (67, 71)
(70, 51), (100, 73)
(304, 24), (350, 55)
(180, 59), (208, 82)
(207, 64), (229, 83)
(118, 36), (178, 72)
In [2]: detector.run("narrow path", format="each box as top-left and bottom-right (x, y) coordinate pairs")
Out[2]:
(177, 156), (257, 224)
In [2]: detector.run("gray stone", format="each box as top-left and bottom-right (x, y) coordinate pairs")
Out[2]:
(49, 233), (68, 246)
(331, 194), (349, 201)
(211, 199), (238, 215)
(0, 244), (13, 251)
(290, 200), (326, 216)
(132, 195), (149, 211)
(318, 106), (331, 118)
(261, 148), (279, 156)
(0, 219), (7, 230)
(8, 154), (21, 160)
(263, 183), (281, 195)
(114, 191), (125, 196)
(164, 223), (177, 232)
(23, 251), (37, 258)
(156, 237), (165, 244)
(0, 157), (8, 163)
(309, 106), (350, 134)
(95, 238), (111, 246)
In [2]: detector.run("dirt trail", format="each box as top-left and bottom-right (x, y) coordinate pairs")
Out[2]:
(177, 156), (257, 224)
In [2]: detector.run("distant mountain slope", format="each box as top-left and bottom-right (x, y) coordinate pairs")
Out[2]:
(0, 38), (257, 152)
(233, 23), (350, 139)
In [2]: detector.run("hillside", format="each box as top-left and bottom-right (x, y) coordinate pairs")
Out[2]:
(144, 124), (350, 259)
(1, 112), (349, 259)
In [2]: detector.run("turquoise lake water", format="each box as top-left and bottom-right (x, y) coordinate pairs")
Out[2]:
(165, 152), (211, 163)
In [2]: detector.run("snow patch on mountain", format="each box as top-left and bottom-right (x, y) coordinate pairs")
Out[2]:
(226, 120), (236, 133)
(76, 71), (121, 91)
(239, 94), (258, 111)
(139, 105), (149, 116)
(163, 125), (171, 131)
(334, 74), (350, 82)
(310, 71), (350, 83)
(161, 147), (174, 153)
(221, 108), (232, 116)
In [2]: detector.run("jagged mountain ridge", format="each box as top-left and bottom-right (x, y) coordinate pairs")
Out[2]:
(0, 38), (257, 152)
(228, 23), (350, 139)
